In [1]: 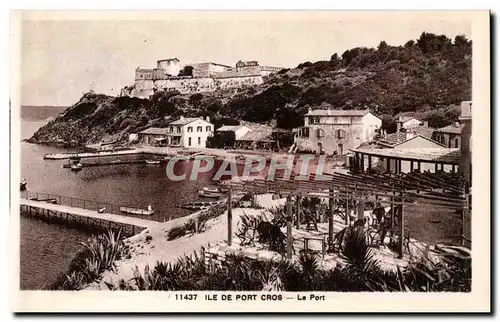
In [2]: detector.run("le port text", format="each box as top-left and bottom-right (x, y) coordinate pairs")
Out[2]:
(297, 294), (326, 301)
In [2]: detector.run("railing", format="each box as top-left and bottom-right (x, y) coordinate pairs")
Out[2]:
(20, 190), (138, 217)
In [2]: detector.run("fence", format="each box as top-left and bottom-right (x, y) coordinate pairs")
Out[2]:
(21, 190), (136, 217)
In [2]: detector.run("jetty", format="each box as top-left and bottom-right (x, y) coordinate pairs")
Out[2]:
(62, 159), (168, 168)
(20, 197), (158, 237)
(43, 149), (141, 160)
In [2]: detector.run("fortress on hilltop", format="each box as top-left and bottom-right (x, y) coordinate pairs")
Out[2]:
(121, 58), (283, 98)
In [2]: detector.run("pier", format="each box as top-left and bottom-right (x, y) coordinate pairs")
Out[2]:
(62, 158), (169, 168)
(43, 149), (141, 160)
(20, 192), (159, 237)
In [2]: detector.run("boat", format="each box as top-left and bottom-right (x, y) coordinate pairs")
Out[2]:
(20, 179), (27, 191)
(180, 200), (222, 210)
(70, 163), (83, 171)
(198, 186), (224, 198)
(428, 219), (442, 224)
(120, 205), (155, 216)
(145, 159), (161, 165)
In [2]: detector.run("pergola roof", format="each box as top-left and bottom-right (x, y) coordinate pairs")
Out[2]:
(225, 171), (467, 210)
(350, 148), (461, 165)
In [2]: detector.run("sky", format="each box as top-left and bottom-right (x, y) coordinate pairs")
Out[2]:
(18, 11), (472, 107)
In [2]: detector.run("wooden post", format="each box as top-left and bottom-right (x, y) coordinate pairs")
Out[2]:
(410, 161), (414, 172)
(435, 163), (438, 173)
(440, 163), (444, 171)
(345, 190), (349, 225)
(296, 196), (301, 229)
(357, 195), (365, 221)
(227, 187), (232, 246)
(391, 196), (394, 237)
(368, 155), (372, 173)
(360, 153), (365, 172)
(386, 158), (391, 174)
(328, 188), (334, 244)
(399, 191), (404, 259)
(417, 161), (421, 172)
(286, 194), (293, 259)
(452, 164), (456, 173)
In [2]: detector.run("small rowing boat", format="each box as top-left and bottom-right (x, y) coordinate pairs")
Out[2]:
(180, 201), (222, 210)
(120, 205), (155, 216)
(198, 186), (223, 198)
(145, 159), (161, 165)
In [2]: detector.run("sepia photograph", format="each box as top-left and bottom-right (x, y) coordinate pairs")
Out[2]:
(10, 10), (490, 312)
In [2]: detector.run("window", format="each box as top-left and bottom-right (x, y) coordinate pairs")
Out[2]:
(188, 137), (192, 146)
(176, 126), (181, 133)
(206, 126), (211, 132)
(197, 126), (203, 132)
(316, 128), (325, 138)
(336, 129), (346, 139)
(198, 137), (201, 145)
(169, 126), (173, 133)
(187, 126), (193, 132)
(455, 138), (459, 148)
(309, 117), (319, 124)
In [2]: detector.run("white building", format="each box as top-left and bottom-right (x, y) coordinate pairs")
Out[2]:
(138, 116), (213, 148)
(295, 107), (382, 155)
(169, 116), (214, 148)
(396, 116), (426, 131)
(216, 125), (251, 140)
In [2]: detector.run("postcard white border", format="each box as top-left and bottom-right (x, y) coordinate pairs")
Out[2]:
(9, 10), (490, 313)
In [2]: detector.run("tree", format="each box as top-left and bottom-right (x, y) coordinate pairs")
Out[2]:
(206, 131), (236, 149)
(404, 40), (415, 48)
(378, 41), (388, 50)
(178, 65), (194, 77)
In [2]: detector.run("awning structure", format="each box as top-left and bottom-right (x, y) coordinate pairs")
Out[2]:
(350, 148), (460, 165)
(154, 137), (167, 142)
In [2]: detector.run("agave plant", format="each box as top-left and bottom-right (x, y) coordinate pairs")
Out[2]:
(260, 266), (285, 291)
(61, 272), (86, 290)
(397, 244), (471, 292)
(236, 212), (263, 246)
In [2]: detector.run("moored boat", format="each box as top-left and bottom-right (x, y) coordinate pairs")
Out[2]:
(198, 186), (223, 198)
(120, 205), (154, 216)
(145, 159), (161, 164)
(180, 200), (222, 210)
(20, 179), (27, 191)
(70, 163), (83, 171)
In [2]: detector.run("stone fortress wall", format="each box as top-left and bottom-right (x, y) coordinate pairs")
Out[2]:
(122, 58), (282, 98)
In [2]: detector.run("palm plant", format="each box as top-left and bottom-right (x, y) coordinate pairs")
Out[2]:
(339, 227), (383, 291)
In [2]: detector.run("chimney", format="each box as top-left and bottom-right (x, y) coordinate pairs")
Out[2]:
(308, 107), (313, 114)
(179, 116), (184, 120)
(454, 121), (460, 128)
(396, 116), (402, 132)
(423, 121), (428, 128)
(205, 116), (210, 122)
